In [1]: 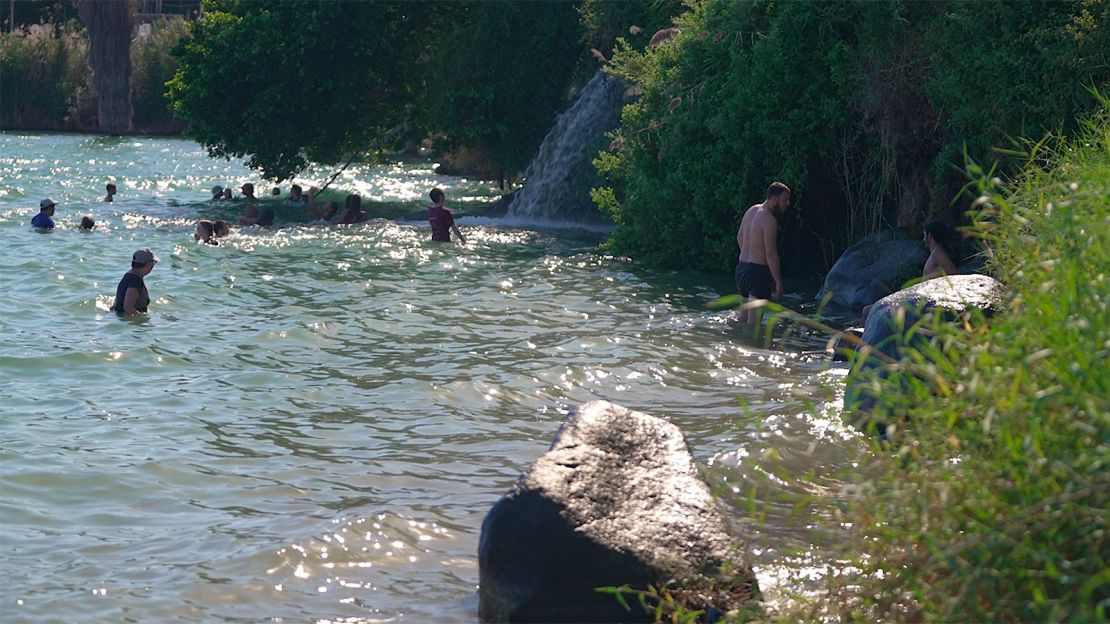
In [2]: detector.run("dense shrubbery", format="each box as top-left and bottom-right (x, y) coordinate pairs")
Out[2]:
(825, 103), (1109, 622)
(0, 19), (185, 132)
(0, 23), (89, 130)
(168, 0), (592, 182)
(595, 0), (1110, 275)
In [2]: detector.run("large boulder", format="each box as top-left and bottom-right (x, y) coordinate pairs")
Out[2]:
(818, 231), (928, 310)
(846, 274), (1008, 422)
(860, 274), (1008, 360)
(478, 401), (758, 623)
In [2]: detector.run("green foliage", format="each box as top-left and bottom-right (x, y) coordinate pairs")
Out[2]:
(168, 0), (433, 181)
(420, 1), (584, 176)
(596, 0), (1110, 274)
(833, 102), (1110, 621)
(0, 23), (89, 129)
(130, 18), (189, 131)
(579, 0), (685, 56)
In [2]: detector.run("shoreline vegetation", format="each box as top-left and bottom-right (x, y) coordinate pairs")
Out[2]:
(0, 18), (188, 134)
(750, 103), (1108, 623)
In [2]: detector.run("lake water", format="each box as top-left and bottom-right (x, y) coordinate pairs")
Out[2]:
(0, 133), (863, 622)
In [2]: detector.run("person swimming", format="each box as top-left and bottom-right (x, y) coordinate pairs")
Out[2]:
(194, 219), (218, 245)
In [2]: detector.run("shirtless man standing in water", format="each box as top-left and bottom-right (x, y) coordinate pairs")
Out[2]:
(735, 181), (790, 323)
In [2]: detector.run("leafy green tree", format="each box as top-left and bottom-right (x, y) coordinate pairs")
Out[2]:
(168, 0), (435, 181)
(419, 1), (584, 179)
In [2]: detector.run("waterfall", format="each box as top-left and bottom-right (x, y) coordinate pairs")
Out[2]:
(505, 71), (624, 223)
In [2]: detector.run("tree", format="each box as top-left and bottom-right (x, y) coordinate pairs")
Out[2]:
(168, 0), (436, 181)
(76, 0), (136, 133)
(420, 1), (585, 179)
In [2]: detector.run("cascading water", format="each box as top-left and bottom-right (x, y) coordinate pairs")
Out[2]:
(505, 70), (624, 223)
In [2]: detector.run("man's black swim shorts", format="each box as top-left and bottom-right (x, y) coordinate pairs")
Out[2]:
(735, 261), (774, 299)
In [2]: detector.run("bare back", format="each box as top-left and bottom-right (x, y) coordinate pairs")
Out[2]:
(737, 203), (776, 265)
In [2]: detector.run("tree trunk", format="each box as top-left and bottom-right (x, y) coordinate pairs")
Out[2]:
(76, 0), (136, 134)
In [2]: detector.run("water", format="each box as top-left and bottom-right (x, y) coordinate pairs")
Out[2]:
(506, 71), (624, 222)
(0, 133), (864, 622)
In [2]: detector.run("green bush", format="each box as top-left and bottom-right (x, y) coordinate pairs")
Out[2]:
(0, 22), (89, 129)
(832, 100), (1110, 622)
(131, 18), (189, 131)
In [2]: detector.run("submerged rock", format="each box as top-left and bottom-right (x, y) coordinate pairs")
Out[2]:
(478, 400), (758, 623)
(818, 231), (928, 310)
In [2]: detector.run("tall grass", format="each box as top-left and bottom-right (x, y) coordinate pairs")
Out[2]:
(0, 22), (89, 130)
(831, 98), (1110, 622)
(0, 19), (186, 132)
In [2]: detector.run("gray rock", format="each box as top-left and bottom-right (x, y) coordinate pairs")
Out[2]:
(478, 400), (758, 623)
(818, 232), (928, 310)
(846, 274), (1008, 422)
(860, 274), (1007, 360)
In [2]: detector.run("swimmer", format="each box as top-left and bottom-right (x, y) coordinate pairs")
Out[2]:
(194, 219), (218, 245)
(213, 220), (230, 238)
(428, 188), (466, 244)
(337, 194), (368, 225)
(104, 183), (116, 203)
(32, 198), (57, 229)
(80, 216), (95, 230)
(306, 187), (337, 224)
(112, 248), (158, 315)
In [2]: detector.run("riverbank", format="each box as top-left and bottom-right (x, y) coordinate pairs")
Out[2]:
(820, 105), (1109, 621)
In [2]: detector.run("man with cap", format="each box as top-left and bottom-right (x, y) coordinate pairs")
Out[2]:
(112, 248), (159, 315)
(32, 198), (57, 229)
(211, 185), (225, 200)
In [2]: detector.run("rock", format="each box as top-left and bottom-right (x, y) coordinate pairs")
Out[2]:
(860, 274), (1007, 360)
(486, 190), (519, 217)
(846, 274), (1008, 422)
(818, 231), (928, 310)
(478, 401), (758, 623)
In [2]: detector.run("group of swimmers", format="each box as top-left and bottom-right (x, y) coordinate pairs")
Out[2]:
(30, 183), (467, 316)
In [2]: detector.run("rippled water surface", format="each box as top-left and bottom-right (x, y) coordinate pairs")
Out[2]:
(1, 134), (863, 622)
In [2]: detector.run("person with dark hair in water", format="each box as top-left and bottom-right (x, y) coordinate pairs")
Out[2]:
(306, 187), (337, 224)
(240, 204), (274, 226)
(104, 183), (117, 203)
(922, 219), (958, 279)
(735, 181), (790, 323)
(289, 184), (305, 203)
(80, 216), (96, 230)
(337, 193), (368, 225)
(428, 187), (466, 244)
(194, 220), (218, 245)
(861, 219), (961, 323)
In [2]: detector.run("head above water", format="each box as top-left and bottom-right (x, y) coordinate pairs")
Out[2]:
(290, 184), (302, 199)
(271, 187), (281, 196)
(131, 247), (159, 271)
(241, 183), (254, 196)
(211, 185), (224, 198)
(195, 219), (215, 242)
(106, 183), (116, 194)
(430, 188), (445, 205)
(213, 220), (230, 237)
(80, 216), (95, 230)
(345, 194), (361, 212)
(322, 201), (338, 220)
(924, 219), (951, 248)
(765, 181), (791, 214)
(39, 198), (57, 214)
